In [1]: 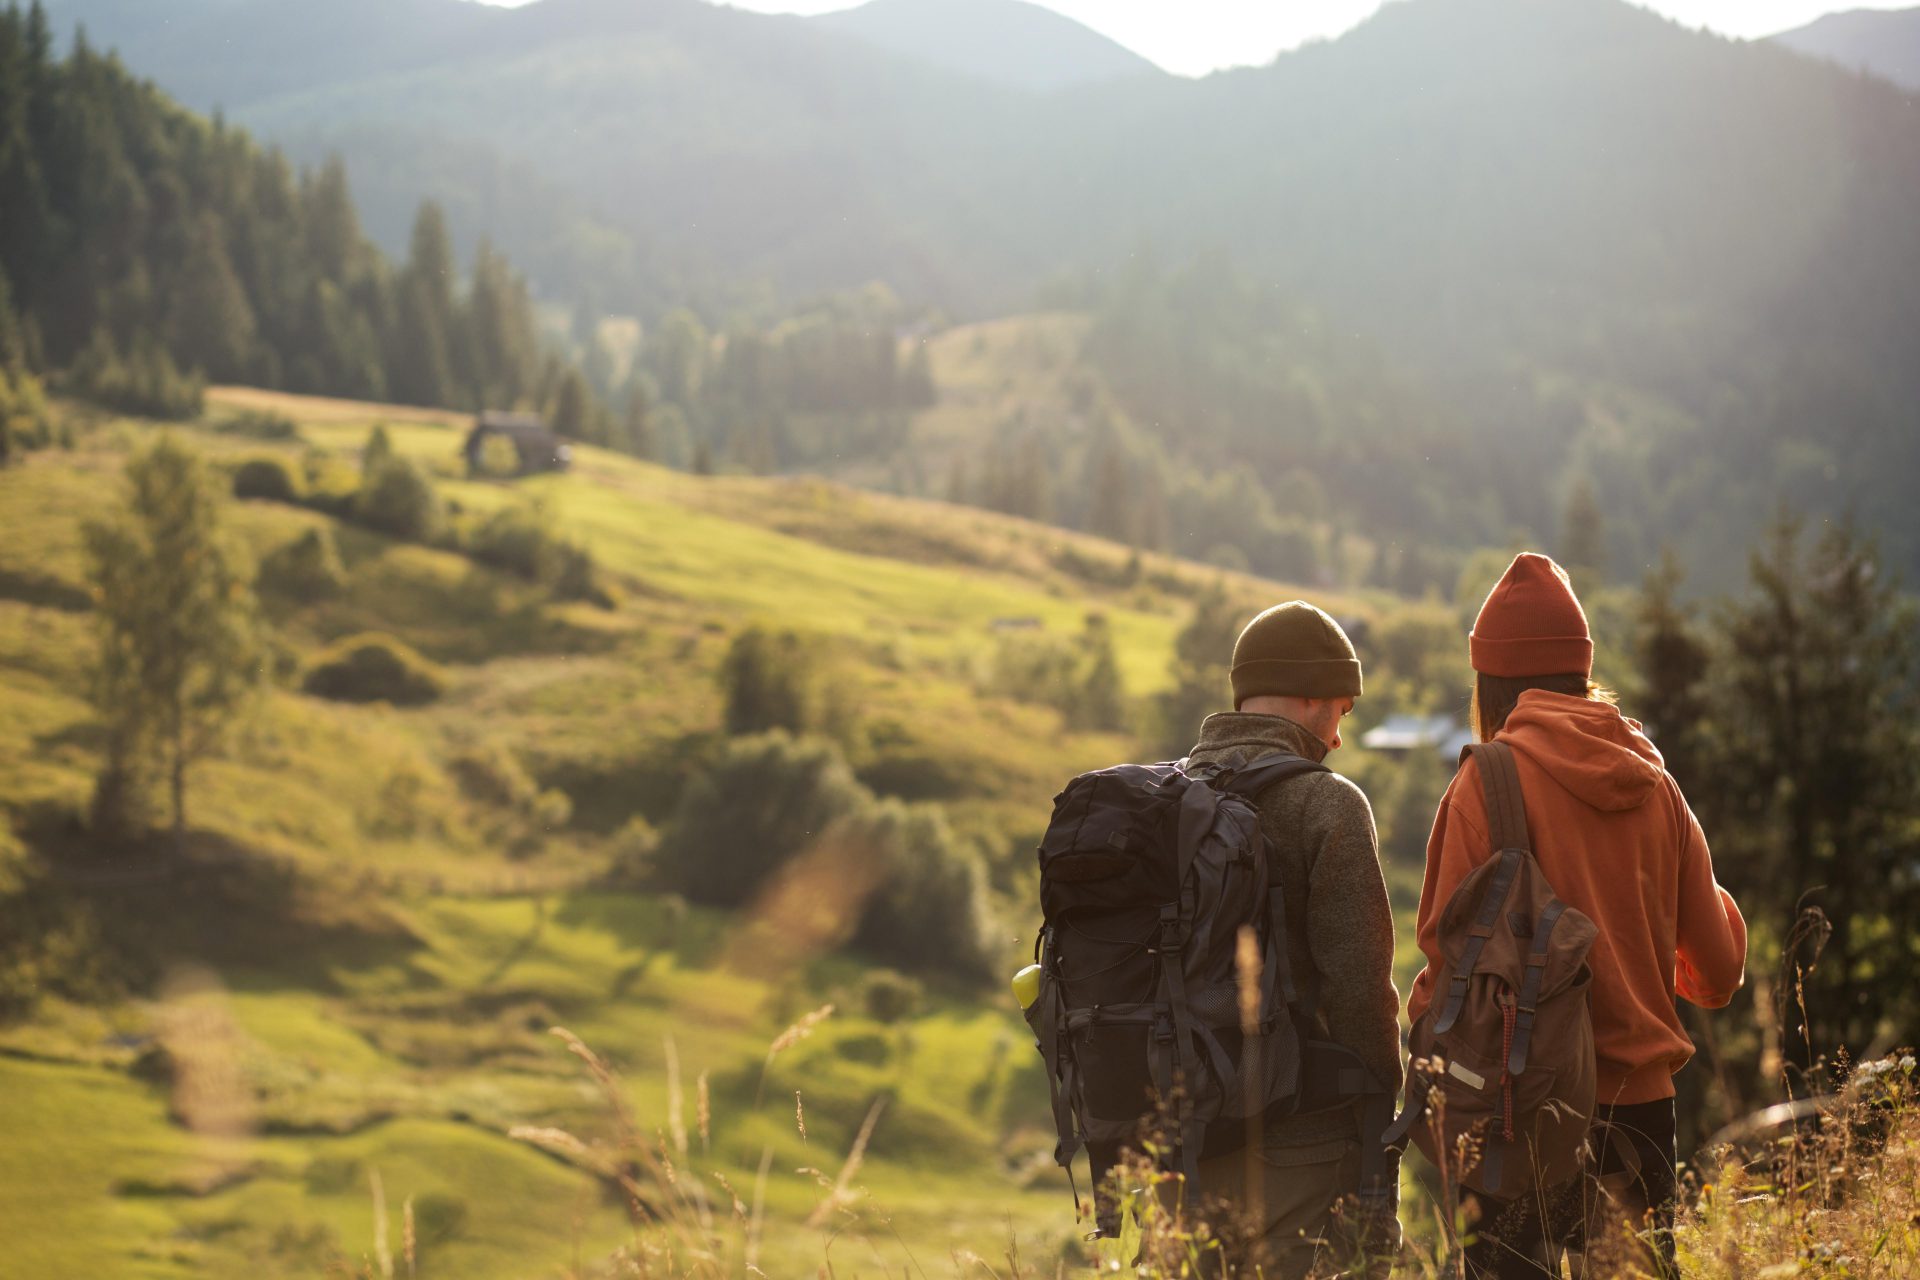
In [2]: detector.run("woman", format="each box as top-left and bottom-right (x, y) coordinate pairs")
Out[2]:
(1407, 553), (1747, 1277)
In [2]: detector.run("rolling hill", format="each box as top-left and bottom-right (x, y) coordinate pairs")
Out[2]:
(0, 382), (1473, 1274)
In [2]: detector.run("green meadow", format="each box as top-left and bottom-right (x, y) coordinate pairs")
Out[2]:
(0, 388), (1441, 1277)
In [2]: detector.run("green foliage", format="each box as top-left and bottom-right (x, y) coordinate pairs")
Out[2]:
(0, 16), (596, 427)
(652, 733), (869, 907)
(231, 457), (302, 504)
(259, 527), (348, 600)
(1151, 583), (1243, 757)
(0, 366), (51, 464)
(448, 739), (573, 855)
(354, 457), (443, 544)
(1691, 514), (1920, 1077)
(64, 332), (204, 421)
(83, 436), (263, 839)
(719, 626), (814, 737)
(858, 969), (923, 1024)
(848, 801), (995, 981)
(467, 502), (611, 607)
(990, 612), (1129, 731)
(217, 409), (301, 441)
(301, 633), (447, 706)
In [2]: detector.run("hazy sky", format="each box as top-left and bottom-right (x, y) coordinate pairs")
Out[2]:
(474, 1), (1912, 77)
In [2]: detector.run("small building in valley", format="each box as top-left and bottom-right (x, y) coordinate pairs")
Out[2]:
(1360, 713), (1472, 760)
(465, 411), (572, 477)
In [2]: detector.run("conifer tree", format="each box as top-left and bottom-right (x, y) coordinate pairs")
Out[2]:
(167, 215), (257, 381)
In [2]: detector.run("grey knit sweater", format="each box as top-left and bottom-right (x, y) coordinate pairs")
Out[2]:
(1187, 712), (1404, 1146)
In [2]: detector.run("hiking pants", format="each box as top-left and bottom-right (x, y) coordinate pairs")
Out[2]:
(1192, 1134), (1395, 1279)
(1463, 1098), (1678, 1280)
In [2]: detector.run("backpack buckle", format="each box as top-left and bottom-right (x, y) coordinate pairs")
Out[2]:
(1157, 903), (1185, 953)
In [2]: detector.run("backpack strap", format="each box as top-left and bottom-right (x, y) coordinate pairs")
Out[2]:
(1506, 898), (1568, 1077)
(1466, 740), (1532, 856)
(1219, 752), (1329, 1010)
(1431, 743), (1533, 1035)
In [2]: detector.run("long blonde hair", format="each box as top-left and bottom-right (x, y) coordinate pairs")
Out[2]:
(1471, 673), (1618, 742)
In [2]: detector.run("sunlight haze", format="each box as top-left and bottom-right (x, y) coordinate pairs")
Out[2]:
(471, 0), (1919, 76)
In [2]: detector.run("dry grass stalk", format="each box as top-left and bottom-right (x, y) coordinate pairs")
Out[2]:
(665, 1034), (688, 1157)
(697, 1071), (712, 1155)
(403, 1195), (416, 1280)
(806, 1097), (887, 1228)
(369, 1167), (393, 1279)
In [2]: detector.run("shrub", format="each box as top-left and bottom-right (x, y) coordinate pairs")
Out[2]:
(231, 457), (301, 503)
(302, 633), (446, 705)
(411, 1191), (469, 1245)
(449, 739), (572, 849)
(468, 502), (613, 608)
(653, 733), (870, 906)
(353, 457), (442, 543)
(64, 331), (204, 420)
(720, 625), (815, 735)
(0, 367), (51, 464)
(259, 527), (347, 599)
(218, 409), (300, 441)
(851, 803), (996, 981)
(860, 969), (923, 1024)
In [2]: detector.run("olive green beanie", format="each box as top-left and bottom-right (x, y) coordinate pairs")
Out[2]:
(1230, 601), (1363, 705)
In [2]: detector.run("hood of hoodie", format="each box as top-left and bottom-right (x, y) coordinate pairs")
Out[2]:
(1499, 690), (1665, 813)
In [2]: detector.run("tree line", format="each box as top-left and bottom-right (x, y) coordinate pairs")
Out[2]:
(0, 2), (589, 425)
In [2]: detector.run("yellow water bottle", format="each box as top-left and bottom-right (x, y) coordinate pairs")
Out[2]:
(1012, 963), (1043, 1009)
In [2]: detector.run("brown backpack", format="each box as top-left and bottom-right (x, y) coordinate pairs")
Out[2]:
(1385, 742), (1599, 1201)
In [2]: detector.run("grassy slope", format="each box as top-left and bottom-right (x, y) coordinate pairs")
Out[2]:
(0, 391), (1397, 1276)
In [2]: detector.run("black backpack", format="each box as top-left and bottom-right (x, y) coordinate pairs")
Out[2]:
(1021, 753), (1394, 1227)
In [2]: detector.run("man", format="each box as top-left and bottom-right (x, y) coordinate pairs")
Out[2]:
(1184, 600), (1403, 1277)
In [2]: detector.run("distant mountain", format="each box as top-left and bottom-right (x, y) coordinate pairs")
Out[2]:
(813, 0), (1162, 91)
(1771, 7), (1920, 90)
(31, 0), (1920, 580)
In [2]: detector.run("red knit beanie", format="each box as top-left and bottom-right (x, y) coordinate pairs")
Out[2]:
(1469, 553), (1593, 677)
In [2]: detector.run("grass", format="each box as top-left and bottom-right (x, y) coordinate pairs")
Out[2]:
(11, 387), (1898, 1277)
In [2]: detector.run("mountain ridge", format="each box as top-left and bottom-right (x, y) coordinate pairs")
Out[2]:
(1770, 6), (1920, 90)
(813, 0), (1163, 91)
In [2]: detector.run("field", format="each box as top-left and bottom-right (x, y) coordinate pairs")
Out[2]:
(0, 386), (1419, 1277)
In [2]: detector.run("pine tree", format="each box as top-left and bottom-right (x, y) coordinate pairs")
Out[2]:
(388, 203), (457, 406)
(1560, 476), (1607, 587)
(620, 384), (653, 459)
(1086, 434), (1132, 544)
(1706, 512), (1920, 1069)
(303, 155), (361, 283)
(167, 215), (256, 381)
(84, 437), (262, 844)
(1633, 548), (1710, 790)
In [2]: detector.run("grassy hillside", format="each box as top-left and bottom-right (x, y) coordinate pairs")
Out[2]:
(0, 387), (1410, 1276)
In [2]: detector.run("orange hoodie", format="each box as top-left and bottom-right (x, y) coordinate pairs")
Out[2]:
(1407, 691), (1748, 1105)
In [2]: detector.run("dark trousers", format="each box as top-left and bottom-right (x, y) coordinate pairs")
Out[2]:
(1463, 1099), (1678, 1279)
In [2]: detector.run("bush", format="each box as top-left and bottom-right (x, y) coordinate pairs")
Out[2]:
(653, 733), (870, 906)
(64, 331), (204, 420)
(449, 739), (572, 849)
(353, 457), (441, 542)
(301, 633), (446, 705)
(720, 625), (815, 735)
(468, 502), (613, 608)
(0, 367), (52, 464)
(259, 527), (347, 599)
(860, 970), (923, 1024)
(411, 1192), (469, 1245)
(218, 409), (300, 441)
(231, 457), (301, 503)
(851, 803), (997, 981)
